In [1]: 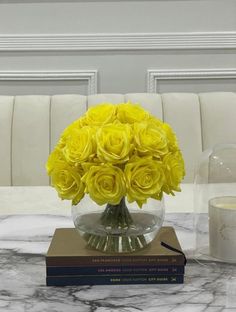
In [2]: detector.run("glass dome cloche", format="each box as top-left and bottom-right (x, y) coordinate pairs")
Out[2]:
(46, 102), (185, 253)
(194, 143), (236, 263)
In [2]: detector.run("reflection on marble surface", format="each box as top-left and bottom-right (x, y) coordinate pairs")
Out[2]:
(0, 213), (235, 312)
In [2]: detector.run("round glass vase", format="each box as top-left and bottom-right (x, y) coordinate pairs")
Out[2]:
(72, 196), (165, 253)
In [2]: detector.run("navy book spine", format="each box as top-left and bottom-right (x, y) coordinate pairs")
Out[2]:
(47, 265), (184, 276)
(47, 274), (184, 286)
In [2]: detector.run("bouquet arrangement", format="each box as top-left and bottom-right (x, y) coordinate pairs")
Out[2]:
(46, 102), (185, 208)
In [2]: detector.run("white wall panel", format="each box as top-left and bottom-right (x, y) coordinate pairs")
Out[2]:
(0, 70), (97, 95)
(0, 52), (235, 95)
(148, 69), (236, 93)
(0, 1), (235, 100)
(0, 1), (235, 33)
(1, 32), (236, 51)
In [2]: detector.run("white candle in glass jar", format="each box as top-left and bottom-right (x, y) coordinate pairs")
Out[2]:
(209, 196), (236, 262)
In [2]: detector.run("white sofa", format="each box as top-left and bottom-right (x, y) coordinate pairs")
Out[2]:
(1, 92), (236, 213)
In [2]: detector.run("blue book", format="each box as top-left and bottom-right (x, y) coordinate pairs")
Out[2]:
(47, 274), (184, 286)
(47, 265), (184, 276)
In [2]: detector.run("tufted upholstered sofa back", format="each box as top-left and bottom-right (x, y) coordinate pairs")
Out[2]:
(1, 92), (236, 186)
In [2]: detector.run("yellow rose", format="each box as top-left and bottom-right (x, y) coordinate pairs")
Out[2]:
(82, 164), (126, 205)
(46, 101), (185, 205)
(124, 156), (165, 207)
(56, 119), (83, 149)
(133, 122), (168, 158)
(46, 148), (66, 175)
(63, 126), (96, 165)
(117, 103), (150, 124)
(97, 123), (133, 164)
(162, 123), (179, 152)
(51, 163), (85, 205)
(85, 104), (117, 126)
(77, 116), (88, 128)
(162, 151), (185, 194)
(148, 115), (163, 125)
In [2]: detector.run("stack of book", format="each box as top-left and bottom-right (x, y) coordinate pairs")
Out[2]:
(46, 226), (186, 286)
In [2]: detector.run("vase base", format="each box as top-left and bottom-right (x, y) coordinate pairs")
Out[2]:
(80, 232), (156, 253)
(74, 212), (162, 253)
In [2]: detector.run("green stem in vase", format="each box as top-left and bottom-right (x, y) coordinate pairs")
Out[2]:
(100, 197), (134, 230)
(83, 197), (149, 253)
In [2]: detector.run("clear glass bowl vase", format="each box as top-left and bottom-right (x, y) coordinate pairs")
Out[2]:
(72, 196), (165, 253)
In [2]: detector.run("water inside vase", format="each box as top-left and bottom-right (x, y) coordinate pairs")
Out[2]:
(73, 212), (163, 253)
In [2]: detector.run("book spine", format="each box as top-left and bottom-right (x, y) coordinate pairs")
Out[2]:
(47, 274), (184, 286)
(46, 255), (184, 267)
(47, 265), (185, 276)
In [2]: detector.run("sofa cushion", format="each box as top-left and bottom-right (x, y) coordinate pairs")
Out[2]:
(0, 92), (235, 186)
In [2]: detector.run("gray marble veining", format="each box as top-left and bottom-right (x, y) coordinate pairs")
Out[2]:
(0, 214), (235, 312)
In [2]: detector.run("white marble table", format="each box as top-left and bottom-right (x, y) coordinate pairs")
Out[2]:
(0, 214), (236, 312)
(0, 187), (236, 312)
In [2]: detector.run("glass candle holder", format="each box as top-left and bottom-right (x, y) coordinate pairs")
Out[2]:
(194, 143), (236, 263)
(209, 196), (236, 262)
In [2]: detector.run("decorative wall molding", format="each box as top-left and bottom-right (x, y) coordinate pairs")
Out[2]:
(147, 69), (236, 93)
(0, 70), (98, 94)
(0, 32), (235, 51)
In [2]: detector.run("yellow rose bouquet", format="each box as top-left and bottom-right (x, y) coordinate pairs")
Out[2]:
(46, 102), (185, 252)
